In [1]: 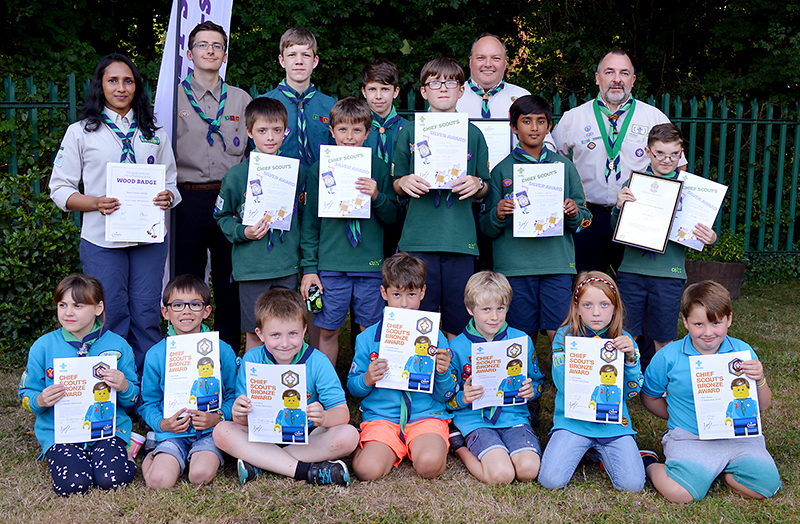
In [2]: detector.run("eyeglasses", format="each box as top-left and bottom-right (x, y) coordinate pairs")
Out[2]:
(192, 42), (225, 52)
(424, 80), (460, 90)
(651, 151), (682, 161)
(166, 301), (206, 312)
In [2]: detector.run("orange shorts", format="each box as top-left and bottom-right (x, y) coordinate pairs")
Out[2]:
(358, 418), (451, 466)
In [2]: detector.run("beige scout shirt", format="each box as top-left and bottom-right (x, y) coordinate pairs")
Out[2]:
(176, 77), (252, 183)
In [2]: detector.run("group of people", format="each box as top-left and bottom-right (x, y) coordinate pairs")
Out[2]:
(20, 21), (781, 504)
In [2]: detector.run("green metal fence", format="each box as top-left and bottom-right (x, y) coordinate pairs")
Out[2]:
(3, 74), (799, 254)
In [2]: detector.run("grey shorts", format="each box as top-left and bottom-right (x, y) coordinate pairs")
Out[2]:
(239, 275), (299, 332)
(153, 432), (224, 474)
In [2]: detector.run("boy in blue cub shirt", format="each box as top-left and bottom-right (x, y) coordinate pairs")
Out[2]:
(300, 97), (400, 366)
(140, 274), (238, 489)
(480, 95), (591, 345)
(262, 27), (334, 170)
(215, 97), (305, 351)
(641, 281), (781, 503)
(213, 288), (359, 486)
(347, 252), (455, 480)
(447, 271), (545, 484)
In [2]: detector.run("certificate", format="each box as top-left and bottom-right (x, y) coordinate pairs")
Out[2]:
(563, 336), (624, 424)
(53, 356), (117, 444)
(512, 163), (565, 238)
(318, 145), (372, 219)
(669, 172), (727, 251)
(470, 336), (528, 410)
(413, 113), (468, 189)
(243, 153), (300, 229)
(471, 119), (513, 172)
(613, 171), (683, 254)
(163, 332), (222, 418)
(376, 307), (441, 394)
(689, 351), (760, 440)
(105, 162), (166, 243)
(245, 363), (308, 444)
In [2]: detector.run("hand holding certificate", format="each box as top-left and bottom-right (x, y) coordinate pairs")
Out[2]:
(245, 363), (308, 444)
(470, 336), (528, 409)
(413, 113), (468, 189)
(512, 163), (565, 238)
(613, 171), (683, 254)
(54, 356), (118, 444)
(376, 307), (441, 394)
(318, 145), (372, 219)
(105, 162), (166, 243)
(669, 172), (727, 251)
(243, 153), (300, 229)
(563, 336), (625, 424)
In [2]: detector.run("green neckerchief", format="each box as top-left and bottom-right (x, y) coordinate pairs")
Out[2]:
(644, 165), (680, 179)
(167, 323), (211, 337)
(464, 318), (509, 341)
(592, 95), (636, 180)
(60, 319), (102, 343)
(61, 319), (103, 357)
(264, 340), (311, 365)
(512, 145), (550, 164)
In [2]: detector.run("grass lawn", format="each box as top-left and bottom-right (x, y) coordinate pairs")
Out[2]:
(1, 283), (798, 523)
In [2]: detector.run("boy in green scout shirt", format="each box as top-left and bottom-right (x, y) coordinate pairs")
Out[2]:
(612, 124), (717, 355)
(262, 27), (334, 171)
(392, 57), (490, 339)
(300, 97), (401, 366)
(215, 97), (305, 351)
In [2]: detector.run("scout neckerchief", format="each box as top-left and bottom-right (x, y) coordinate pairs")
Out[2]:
(345, 219), (362, 248)
(593, 95), (636, 181)
(512, 145), (550, 164)
(462, 319), (510, 425)
(103, 113), (138, 163)
(241, 153), (287, 253)
(467, 78), (505, 119)
(581, 322), (610, 339)
(62, 320), (103, 357)
(166, 323), (211, 337)
(372, 319), (413, 441)
(263, 340), (314, 366)
(182, 73), (227, 151)
(372, 108), (404, 163)
(277, 80), (317, 165)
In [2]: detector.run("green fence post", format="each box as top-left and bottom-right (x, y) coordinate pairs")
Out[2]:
(716, 100), (729, 232)
(407, 88), (416, 111)
(68, 73), (77, 123)
(688, 97), (697, 172)
(26, 76), (40, 193)
(249, 85), (259, 99)
(702, 98), (713, 179)
(743, 99), (759, 251)
(552, 93), (561, 116)
(729, 102), (744, 233)
(568, 94), (577, 109)
(772, 106), (788, 252)
(5, 76), (18, 179)
(787, 102), (800, 251)
(757, 102), (774, 251)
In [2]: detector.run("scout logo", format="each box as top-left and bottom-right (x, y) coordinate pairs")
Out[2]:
(282, 370), (299, 388)
(179, 110), (191, 118)
(728, 358), (744, 376)
(92, 362), (110, 379)
(502, 178), (512, 187)
(506, 343), (522, 359)
(197, 338), (213, 356)
(631, 124), (649, 135)
(233, 137), (241, 147)
(416, 317), (433, 335)
(601, 341), (617, 363)
(635, 148), (644, 157)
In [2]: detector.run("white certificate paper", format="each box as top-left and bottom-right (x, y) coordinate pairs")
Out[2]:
(318, 145), (372, 219)
(689, 351), (761, 440)
(563, 336), (624, 424)
(471, 336), (528, 410)
(105, 162), (166, 243)
(413, 113), (468, 189)
(669, 172), (727, 251)
(376, 307), (441, 394)
(613, 172), (683, 254)
(163, 332), (222, 418)
(53, 356), (117, 444)
(471, 119), (513, 172)
(245, 363), (308, 445)
(512, 163), (565, 238)
(243, 153), (300, 229)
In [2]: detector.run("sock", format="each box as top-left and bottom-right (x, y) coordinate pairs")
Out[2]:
(293, 461), (311, 481)
(642, 454), (659, 470)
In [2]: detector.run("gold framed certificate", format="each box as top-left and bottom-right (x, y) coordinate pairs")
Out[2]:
(613, 171), (683, 254)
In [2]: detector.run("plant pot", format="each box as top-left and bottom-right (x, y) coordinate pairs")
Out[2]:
(684, 260), (746, 300)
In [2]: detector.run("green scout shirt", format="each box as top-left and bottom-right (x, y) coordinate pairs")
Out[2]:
(611, 173), (687, 280)
(301, 154), (400, 273)
(391, 122), (490, 256)
(480, 150), (592, 276)
(215, 160), (305, 281)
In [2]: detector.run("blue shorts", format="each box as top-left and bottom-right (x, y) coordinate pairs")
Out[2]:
(617, 273), (684, 342)
(465, 424), (541, 460)
(506, 274), (572, 334)
(661, 427), (781, 500)
(313, 273), (383, 330)
(239, 274), (298, 332)
(152, 432), (223, 474)
(409, 252), (473, 335)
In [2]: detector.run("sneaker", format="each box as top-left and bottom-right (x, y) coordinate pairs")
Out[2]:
(640, 450), (659, 469)
(237, 459), (260, 484)
(306, 460), (350, 486)
(448, 425), (466, 452)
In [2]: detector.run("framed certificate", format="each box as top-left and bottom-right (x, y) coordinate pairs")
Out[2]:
(470, 118), (514, 172)
(613, 171), (683, 254)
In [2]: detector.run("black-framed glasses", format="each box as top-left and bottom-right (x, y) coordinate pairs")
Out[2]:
(424, 80), (460, 90)
(192, 42), (225, 52)
(167, 301), (206, 312)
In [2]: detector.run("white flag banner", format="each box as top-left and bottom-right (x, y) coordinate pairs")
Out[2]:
(153, 0), (235, 142)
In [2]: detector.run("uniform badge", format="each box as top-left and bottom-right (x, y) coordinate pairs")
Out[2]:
(233, 136), (241, 147)
(502, 179), (513, 187)
(179, 110), (191, 118)
(587, 142), (596, 150)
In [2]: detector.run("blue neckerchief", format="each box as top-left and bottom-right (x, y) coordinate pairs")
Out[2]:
(61, 320), (103, 357)
(345, 219), (362, 248)
(166, 323), (211, 336)
(277, 80), (317, 165)
(462, 319), (509, 425)
(103, 114), (138, 163)
(581, 322), (610, 338)
(263, 340), (314, 365)
(467, 78), (505, 118)
(372, 108), (404, 163)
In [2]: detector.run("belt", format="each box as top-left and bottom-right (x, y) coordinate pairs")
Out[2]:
(586, 202), (615, 211)
(181, 182), (221, 191)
